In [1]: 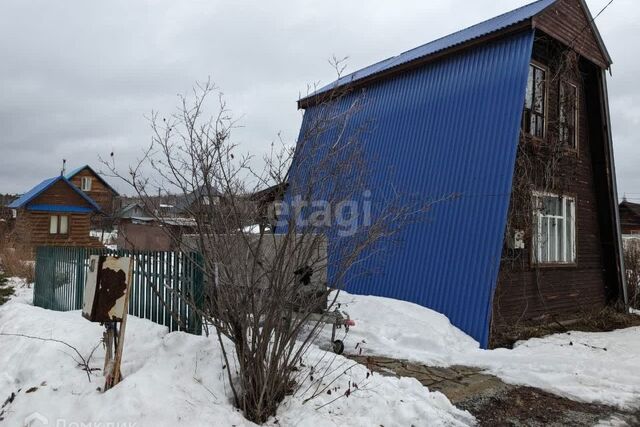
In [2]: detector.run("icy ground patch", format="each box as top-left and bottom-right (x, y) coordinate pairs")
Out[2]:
(0, 280), (473, 427)
(331, 291), (640, 409)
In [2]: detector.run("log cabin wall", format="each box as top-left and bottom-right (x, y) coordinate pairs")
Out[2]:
(492, 0), (614, 337)
(13, 180), (103, 253)
(30, 180), (94, 208)
(17, 211), (103, 250)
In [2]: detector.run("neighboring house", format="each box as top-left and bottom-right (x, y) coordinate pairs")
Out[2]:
(115, 202), (197, 250)
(7, 176), (104, 251)
(292, 0), (624, 347)
(65, 165), (120, 216)
(174, 186), (223, 217)
(619, 200), (640, 236)
(0, 194), (18, 221)
(117, 202), (150, 220)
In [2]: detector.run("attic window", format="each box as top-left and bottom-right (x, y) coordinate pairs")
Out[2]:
(81, 177), (92, 191)
(559, 81), (578, 149)
(522, 63), (546, 139)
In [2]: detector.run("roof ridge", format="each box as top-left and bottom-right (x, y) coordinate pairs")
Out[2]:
(301, 0), (556, 104)
(396, 0), (551, 58)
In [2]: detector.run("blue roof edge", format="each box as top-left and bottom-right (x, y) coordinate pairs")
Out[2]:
(8, 175), (102, 213)
(27, 204), (96, 213)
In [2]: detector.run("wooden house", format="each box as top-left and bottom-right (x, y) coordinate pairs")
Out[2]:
(8, 176), (104, 252)
(619, 201), (640, 236)
(292, 0), (625, 347)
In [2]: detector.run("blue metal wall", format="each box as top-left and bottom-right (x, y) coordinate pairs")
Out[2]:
(292, 30), (535, 347)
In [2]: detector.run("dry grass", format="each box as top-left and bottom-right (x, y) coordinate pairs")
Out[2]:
(0, 247), (35, 283)
(0, 228), (35, 283)
(491, 306), (640, 349)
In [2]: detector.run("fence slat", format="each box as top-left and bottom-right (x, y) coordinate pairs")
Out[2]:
(33, 246), (203, 336)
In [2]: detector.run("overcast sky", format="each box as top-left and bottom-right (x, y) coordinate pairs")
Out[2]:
(1, 0), (638, 200)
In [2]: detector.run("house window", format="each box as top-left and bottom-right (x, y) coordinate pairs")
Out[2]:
(81, 177), (92, 191)
(523, 64), (546, 138)
(559, 81), (578, 149)
(49, 215), (69, 235)
(11, 209), (17, 219)
(533, 193), (575, 264)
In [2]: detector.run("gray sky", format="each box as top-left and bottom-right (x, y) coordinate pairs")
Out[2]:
(1, 0), (638, 199)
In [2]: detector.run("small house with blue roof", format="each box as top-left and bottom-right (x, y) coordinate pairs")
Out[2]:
(8, 173), (108, 251)
(292, 0), (625, 347)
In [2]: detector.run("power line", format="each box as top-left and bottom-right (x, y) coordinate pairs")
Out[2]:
(568, 0), (615, 48)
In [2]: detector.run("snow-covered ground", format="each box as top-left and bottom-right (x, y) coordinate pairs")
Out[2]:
(332, 292), (640, 410)
(0, 278), (472, 427)
(3, 277), (640, 427)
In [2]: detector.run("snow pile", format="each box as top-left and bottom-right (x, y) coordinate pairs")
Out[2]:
(469, 329), (640, 409)
(331, 290), (640, 409)
(0, 281), (473, 427)
(328, 292), (479, 366)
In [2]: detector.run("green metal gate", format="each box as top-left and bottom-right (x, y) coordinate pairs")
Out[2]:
(34, 247), (204, 335)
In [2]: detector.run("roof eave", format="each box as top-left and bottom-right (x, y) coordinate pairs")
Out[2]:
(298, 20), (534, 110)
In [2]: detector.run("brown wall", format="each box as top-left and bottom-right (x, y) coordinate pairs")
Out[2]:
(116, 221), (174, 251)
(31, 180), (94, 208)
(620, 205), (640, 235)
(68, 168), (117, 215)
(492, 19), (612, 329)
(12, 180), (104, 252)
(534, 0), (609, 69)
(14, 210), (103, 251)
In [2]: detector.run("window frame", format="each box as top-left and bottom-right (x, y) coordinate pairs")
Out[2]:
(558, 79), (579, 151)
(531, 191), (577, 266)
(522, 62), (548, 140)
(81, 176), (93, 191)
(49, 214), (70, 235)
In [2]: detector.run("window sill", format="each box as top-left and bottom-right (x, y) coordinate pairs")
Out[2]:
(532, 262), (577, 269)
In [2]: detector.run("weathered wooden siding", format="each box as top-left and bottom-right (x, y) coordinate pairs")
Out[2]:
(12, 180), (103, 252)
(533, 0), (609, 68)
(492, 28), (611, 329)
(14, 211), (103, 252)
(68, 168), (117, 215)
(620, 203), (640, 235)
(30, 179), (94, 208)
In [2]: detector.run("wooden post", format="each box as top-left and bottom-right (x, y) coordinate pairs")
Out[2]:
(104, 257), (134, 391)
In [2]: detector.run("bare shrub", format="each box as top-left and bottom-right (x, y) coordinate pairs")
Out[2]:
(0, 230), (35, 283)
(103, 72), (439, 422)
(624, 239), (640, 309)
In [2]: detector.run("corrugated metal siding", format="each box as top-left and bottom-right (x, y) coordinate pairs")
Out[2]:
(291, 30), (535, 347)
(304, 0), (554, 100)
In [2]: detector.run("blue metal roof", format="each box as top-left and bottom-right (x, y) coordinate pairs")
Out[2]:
(303, 0), (555, 100)
(27, 204), (95, 213)
(290, 30), (535, 347)
(8, 175), (101, 212)
(65, 165), (120, 196)
(8, 177), (58, 209)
